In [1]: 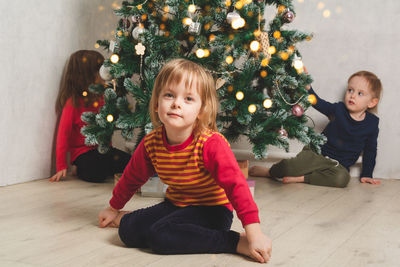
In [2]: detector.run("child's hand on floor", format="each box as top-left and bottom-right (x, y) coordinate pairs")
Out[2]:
(98, 206), (119, 228)
(360, 177), (381, 185)
(49, 169), (67, 182)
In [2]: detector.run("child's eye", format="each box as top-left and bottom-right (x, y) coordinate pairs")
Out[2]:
(186, 96), (194, 101)
(358, 92), (364, 96)
(164, 93), (174, 98)
(347, 88), (354, 93)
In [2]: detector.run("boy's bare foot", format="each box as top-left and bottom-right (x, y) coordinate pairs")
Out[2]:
(249, 166), (270, 177)
(282, 176), (305, 184)
(109, 211), (130, 228)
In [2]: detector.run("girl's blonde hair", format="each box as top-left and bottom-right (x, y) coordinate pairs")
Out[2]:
(56, 50), (104, 114)
(348, 70), (382, 113)
(149, 58), (218, 136)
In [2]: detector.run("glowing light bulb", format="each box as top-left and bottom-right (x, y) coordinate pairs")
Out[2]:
(293, 57), (304, 70)
(231, 18), (245, 29)
(279, 51), (289, 60)
(261, 58), (269, 67)
(250, 40), (260, 52)
(94, 43), (100, 48)
(268, 46), (276, 55)
(110, 54), (119, 63)
(225, 0), (231, 6)
(273, 31), (281, 39)
(188, 4), (196, 13)
(82, 91), (88, 97)
(248, 104), (256, 113)
(183, 17), (192, 25)
(225, 56), (233, 64)
(263, 98), (272, 109)
(203, 49), (210, 57)
(107, 114), (114, 122)
(308, 94), (317, 105)
(253, 29), (261, 37)
(196, 49), (205, 58)
(260, 70), (268, 78)
(236, 91), (244, 101)
(235, 1), (244, 9)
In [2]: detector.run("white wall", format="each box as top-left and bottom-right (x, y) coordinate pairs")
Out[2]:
(233, 0), (400, 179)
(0, 0), (398, 186)
(0, 0), (118, 186)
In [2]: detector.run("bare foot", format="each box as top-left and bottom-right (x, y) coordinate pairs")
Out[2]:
(249, 166), (270, 177)
(282, 176), (305, 184)
(109, 210), (130, 228)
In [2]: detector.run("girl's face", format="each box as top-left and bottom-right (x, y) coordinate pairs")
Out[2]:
(157, 79), (202, 138)
(345, 76), (378, 115)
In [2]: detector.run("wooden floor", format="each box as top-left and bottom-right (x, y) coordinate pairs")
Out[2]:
(1, 174), (399, 267)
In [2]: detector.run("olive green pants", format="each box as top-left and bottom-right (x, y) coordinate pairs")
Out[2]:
(269, 146), (350, 188)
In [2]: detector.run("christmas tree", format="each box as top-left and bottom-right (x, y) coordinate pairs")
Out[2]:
(82, 0), (326, 158)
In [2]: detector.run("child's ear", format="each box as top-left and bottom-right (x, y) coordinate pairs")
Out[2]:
(368, 98), (379, 109)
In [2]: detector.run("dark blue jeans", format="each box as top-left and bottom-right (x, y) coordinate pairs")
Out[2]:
(118, 200), (240, 254)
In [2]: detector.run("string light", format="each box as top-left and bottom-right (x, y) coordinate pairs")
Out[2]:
(273, 31), (281, 39)
(196, 49), (205, 58)
(293, 55), (304, 71)
(110, 54), (119, 63)
(263, 98), (272, 108)
(268, 46), (276, 55)
(225, 56), (234, 64)
(107, 114), (114, 122)
(261, 58), (269, 67)
(183, 17), (192, 25)
(260, 70), (268, 78)
(308, 94), (317, 105)
(232, 18), (245, 29)
(248, 104), (256, 113)
(236, 91), (244, 101)
(188, 4), (196, 13)
(82, 91), (88, 97)
(250, 40), (260, 52)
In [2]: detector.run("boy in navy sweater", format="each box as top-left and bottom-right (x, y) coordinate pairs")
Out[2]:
(250, 71), (382, 187)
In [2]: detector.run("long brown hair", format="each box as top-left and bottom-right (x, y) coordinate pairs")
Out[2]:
(348, 70), (382, 113)
(149, 58), (218, 136)
(55, 50), (104, 113)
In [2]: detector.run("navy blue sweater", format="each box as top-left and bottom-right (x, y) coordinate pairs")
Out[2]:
(309, 87), (379, 178)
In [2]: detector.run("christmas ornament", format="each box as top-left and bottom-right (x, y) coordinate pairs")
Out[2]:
(257, 32), (271, 59)
(277, 128), (288, 138)
(122, 18), (131, 29)
(132, 24), (146, 39)
(99, 64), (112, 81)
(135, 43), (146, 55)
(216, 78), (226, 90)
(188, 22), (201, 35)
(226, 11), (240, 24)
(283, 9), (295, 23)
(292, 104), (304, 117)
(109, 40), (116, 52)
(308, 94), (317, 105)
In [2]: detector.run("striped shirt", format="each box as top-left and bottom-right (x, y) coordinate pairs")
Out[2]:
(110, 126), (259, 226)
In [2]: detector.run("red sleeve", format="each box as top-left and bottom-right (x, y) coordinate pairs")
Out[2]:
(56, 101), (74, 172)
(203, 134), (260, 227)
(109, 138), (156, 210)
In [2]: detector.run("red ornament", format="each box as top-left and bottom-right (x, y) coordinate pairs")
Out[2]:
(292, 104), (304, 117)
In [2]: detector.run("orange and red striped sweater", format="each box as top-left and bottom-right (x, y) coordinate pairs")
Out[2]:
(110, 126), (259, 226)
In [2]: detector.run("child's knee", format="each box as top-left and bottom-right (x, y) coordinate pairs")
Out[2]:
(147, 222), (171, 254)
(118, 214), (143, 247)
(333, 171), (350, 188)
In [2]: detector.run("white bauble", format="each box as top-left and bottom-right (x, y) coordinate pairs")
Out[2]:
(226, 11), (241, 24)
(99, 64), (112, 81)
(132, 25), (146, 39)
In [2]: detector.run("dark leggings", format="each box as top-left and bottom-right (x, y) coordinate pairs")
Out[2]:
(73, 148), (131, 183)
(119, 200), (240, 254)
